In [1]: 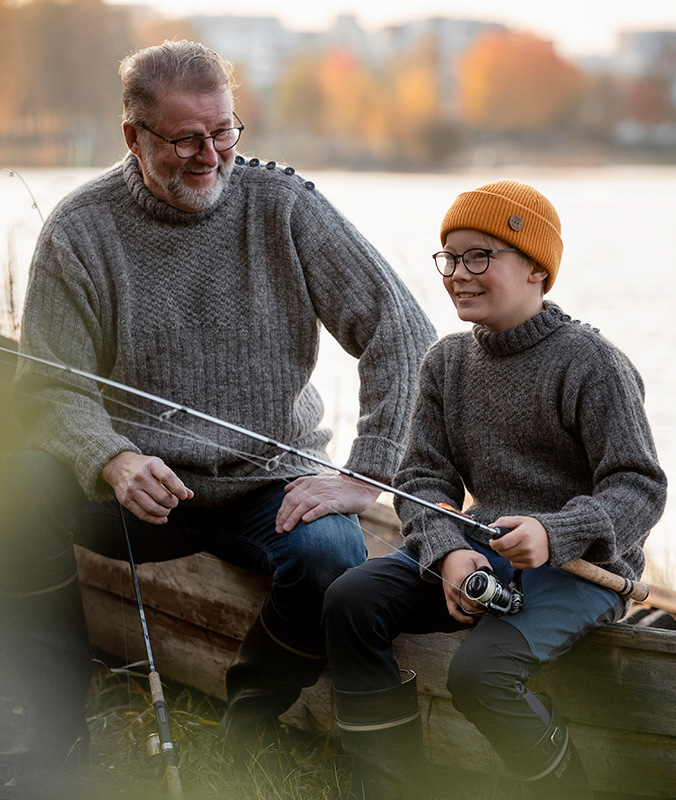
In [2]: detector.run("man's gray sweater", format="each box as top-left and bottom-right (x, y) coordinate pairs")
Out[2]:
(16, 154), (435, 504)
(396, 304), (667, 583)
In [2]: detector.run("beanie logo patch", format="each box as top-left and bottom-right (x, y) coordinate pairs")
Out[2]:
(509, 214), (524, 231)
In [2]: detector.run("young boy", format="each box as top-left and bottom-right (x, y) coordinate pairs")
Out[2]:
(323, 181), (667, 800)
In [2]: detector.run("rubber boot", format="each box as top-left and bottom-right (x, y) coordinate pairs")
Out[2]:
(333, 670), (430, 800)
(219, 609), (326, 765)
(0, 546), (93, 798)
(508, 696), (592, 800)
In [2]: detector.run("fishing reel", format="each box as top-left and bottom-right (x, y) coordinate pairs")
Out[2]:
(460, 567), (524, 616)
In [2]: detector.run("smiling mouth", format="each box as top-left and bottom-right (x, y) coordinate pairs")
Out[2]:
(456, 291), (484, 298)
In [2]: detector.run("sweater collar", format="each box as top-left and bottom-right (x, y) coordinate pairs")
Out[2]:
(122, 153), (232, 225)
(472, 302), (567, 356)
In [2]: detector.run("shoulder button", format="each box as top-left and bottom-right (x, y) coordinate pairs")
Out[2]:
(249, 157), (260, 167)
(284, 166), (295, 176)
(304, 181), (315, 190)
(235, 155), (245, 165)
(266, 161), (276, 170)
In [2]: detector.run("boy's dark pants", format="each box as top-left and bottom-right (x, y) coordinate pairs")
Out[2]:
(324, 543), (623, 795)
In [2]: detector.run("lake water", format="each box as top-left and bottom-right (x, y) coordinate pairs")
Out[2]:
(1, 164), (674, 584)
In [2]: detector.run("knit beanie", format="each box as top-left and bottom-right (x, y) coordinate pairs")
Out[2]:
(439, 180), (563, 292)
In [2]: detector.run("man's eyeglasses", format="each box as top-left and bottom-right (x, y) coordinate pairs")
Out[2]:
(137, 113), (245, 158)
(432, 247), (517, 277)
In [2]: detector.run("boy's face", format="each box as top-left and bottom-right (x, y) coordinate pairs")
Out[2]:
(442, 229), (548, 331)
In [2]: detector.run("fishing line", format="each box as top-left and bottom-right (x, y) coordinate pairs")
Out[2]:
(6, 347), (650, 602)
(0, 349), (467, 593)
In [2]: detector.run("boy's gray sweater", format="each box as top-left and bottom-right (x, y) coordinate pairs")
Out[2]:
(16, 154), (435, 504)
(396, 304), (667, 583)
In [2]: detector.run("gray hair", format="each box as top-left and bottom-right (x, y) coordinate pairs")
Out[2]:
(120, 40), (235, 124)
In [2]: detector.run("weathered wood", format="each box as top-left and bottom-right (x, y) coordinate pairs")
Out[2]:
(2, 334), (674, 796)
(76, 503), (676, 797)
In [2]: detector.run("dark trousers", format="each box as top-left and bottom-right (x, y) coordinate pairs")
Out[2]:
(1, 449), (367, 655)
(323, 543), (623, 760)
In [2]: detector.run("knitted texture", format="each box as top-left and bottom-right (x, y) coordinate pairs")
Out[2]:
(16, 154), (436, 504)
(439, 181), (563, 291)
(395, 304), (666, 584)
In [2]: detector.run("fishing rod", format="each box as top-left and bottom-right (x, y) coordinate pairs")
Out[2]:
(0, 168), (45, 224)
(0, 345), (650, 603)
(118, 503), (184, 800)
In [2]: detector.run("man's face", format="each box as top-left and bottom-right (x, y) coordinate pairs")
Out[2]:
(127, 88), (237, 212)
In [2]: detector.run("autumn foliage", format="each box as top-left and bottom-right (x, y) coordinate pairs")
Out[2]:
(459, 32), (586, 131)
(1, 0), (674, 167)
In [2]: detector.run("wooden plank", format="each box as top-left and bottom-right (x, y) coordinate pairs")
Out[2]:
(77, 535), (676, 797)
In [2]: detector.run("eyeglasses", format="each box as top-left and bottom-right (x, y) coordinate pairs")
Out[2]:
(432, 248), (517, 277)
(137, 113), (245, 158)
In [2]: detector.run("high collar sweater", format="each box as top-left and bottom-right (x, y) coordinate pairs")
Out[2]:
(16, 154), (435, 504)
(396, 303), (666, 582)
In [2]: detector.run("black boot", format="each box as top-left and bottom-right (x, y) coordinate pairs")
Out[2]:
(219, 607), (326, 763)
(507, 696), (592, 800)
(0, 547), (92, 791)
(333, 670), (430, 800)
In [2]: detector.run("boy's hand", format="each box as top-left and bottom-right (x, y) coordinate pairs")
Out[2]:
(438, 548), (491, 623)
(489, 516), (550, 569)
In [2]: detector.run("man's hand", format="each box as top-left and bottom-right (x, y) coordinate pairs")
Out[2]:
(489, 516), (550, 569)
(275, 473), (380, 533)
(101, 451), (194, 525)
(438, 548), (491, 623)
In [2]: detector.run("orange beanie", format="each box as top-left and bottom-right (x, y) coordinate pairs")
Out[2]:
(439, 180), (563, 292)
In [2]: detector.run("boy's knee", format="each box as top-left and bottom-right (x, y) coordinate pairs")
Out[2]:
(447, 617), (530, 718)
(324, 566), (367, 620)
(322, 564), (381, 638)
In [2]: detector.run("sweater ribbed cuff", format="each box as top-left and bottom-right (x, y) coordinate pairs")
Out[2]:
(73, 434), (141, 503)
(344, 435), (405, 484)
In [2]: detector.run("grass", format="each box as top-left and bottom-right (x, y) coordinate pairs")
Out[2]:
(82, 655), (350, 800)
(81, 655), (520, 800)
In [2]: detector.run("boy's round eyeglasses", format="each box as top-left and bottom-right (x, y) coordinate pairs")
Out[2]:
(432, 247), (517, 277)
(137, 113), (245, 158)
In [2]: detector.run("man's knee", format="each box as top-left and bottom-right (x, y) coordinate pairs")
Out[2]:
(298, 513), (367, 586)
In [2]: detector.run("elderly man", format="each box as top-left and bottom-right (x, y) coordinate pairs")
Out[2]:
(1, 39), (435, 783)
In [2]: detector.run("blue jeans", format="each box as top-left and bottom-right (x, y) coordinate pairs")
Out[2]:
(2, 450), (367, 656)
(323, 542), (623, 759)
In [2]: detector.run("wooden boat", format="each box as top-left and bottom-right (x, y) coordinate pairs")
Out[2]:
(1, 334), (675, 796)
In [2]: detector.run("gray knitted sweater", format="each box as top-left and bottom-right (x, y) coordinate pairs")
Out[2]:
(396, 303), (667, 583)
(16, 154), (435, 504)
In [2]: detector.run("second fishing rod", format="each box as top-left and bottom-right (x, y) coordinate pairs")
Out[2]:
(0, 346), (651, 605)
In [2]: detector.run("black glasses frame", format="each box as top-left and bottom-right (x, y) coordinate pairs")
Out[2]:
(137, 113), (245, 158)
(432, 247), (517, 277)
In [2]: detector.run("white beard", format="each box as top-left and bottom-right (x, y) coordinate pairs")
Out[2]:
(144, 157), (232, 212)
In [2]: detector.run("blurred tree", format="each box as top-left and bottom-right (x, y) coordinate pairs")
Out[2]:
(131, 16), (202, 52)
(274, 48), (386, 163)
(318, 49), (386, 144)
(2, 0), (133, 165)
(619, 75), (674, 124)
(459, 32), (585, 132)
(0, 1), (26, 125)
(275, 51), (325, 133)
(384, 35), (464, 166)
